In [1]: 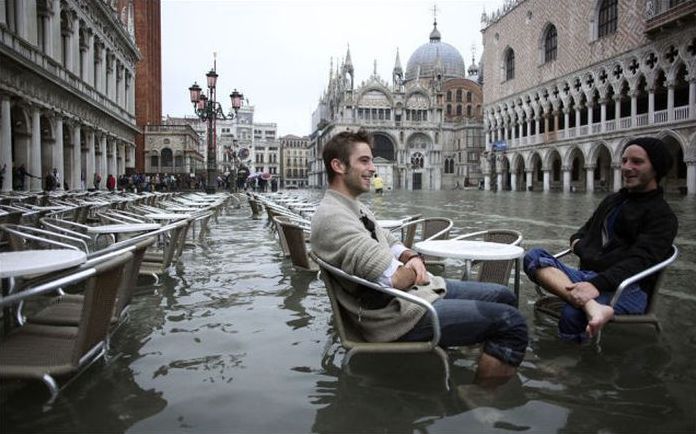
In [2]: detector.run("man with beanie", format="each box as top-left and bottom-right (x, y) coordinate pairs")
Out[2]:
(524, 137), (678, 342)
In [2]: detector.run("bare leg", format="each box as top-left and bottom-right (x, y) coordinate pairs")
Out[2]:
(475, 352), (516, 386)
(535, 267), (574, 303)
(584, 300), (614, 337)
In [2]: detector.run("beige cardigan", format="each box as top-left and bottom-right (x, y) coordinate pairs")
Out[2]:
(310, 189), (446, 342)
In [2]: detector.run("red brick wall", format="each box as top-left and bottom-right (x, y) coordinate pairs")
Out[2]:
(134, 0), (162, 172)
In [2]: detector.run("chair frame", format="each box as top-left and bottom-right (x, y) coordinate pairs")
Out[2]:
(309, 251), (450, 389)
(534, 245), (679, 335)
(454, 229), (523, 286)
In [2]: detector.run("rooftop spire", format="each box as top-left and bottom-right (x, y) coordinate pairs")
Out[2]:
(430, 4), (441, 42)
(393, 47), (403, 73)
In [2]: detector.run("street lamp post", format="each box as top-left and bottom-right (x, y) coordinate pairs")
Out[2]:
(188, 67), (243, 194)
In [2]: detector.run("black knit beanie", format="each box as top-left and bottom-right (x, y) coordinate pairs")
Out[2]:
(623, 137), (673, 182)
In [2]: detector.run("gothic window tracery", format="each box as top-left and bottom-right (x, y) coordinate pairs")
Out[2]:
(598, 0), (617, 38)
(544, 24), (557, 63)
(411, 152), (425, 169)
(505, 48), (515, 81)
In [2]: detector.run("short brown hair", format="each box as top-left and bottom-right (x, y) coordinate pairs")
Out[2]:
(322, 129), (373, 182)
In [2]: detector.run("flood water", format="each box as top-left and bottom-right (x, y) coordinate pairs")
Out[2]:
(2, 189), (695, 433)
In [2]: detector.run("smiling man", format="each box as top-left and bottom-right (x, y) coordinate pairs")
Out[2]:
(310, 130), (528, 382)
(524, 137), (678, 342)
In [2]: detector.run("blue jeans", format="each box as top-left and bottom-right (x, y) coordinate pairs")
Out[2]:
(399, 279), (528, 367)
(524, 248), (647, 342)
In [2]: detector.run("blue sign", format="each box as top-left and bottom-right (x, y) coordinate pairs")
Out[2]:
(492, 141), (508, 152)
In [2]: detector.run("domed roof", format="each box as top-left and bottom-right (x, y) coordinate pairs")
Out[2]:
(405, 22), (466, 82)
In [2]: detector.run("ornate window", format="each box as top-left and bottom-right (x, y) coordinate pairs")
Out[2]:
(411, 152), (424, 169)
(544, 25), (557, 63)
(456, 105), (462, 116)
(444, 158), (454, 174)
(161, 148), (173, 167)
(456, 89), (462, 102)
(446, 104), (452, 115)
(446, 90), (452, 102)
(467, 105), (472, 117)
(150, 155), (159, 167)
(598, 0), (617, 38)
(505, 48), (515, 81)
(466, 92), (472, 103)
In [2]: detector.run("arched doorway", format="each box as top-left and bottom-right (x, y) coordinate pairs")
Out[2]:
(372, 133), (395, 161)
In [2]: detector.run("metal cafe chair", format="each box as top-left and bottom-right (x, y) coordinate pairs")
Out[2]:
(309, 251), (450, 389)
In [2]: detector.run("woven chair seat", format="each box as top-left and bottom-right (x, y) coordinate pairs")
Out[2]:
(0, 324), (78, 377)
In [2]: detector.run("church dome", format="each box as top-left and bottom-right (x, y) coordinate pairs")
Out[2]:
(405, 22), (466, 82)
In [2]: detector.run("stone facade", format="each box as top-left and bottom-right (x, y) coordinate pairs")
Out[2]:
(0, 0), (139, 192)
(481, 0), (696, 195)
(279, 134), (309, 188)
(309, 22), (485, 190)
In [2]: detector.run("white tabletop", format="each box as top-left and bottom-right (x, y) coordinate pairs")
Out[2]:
(0, 249), (86, 278)
(144, 213), (190, 220)
(87, 223), (161, 234)
(377, 219), (406, 229)
(414, 239), (524, 260)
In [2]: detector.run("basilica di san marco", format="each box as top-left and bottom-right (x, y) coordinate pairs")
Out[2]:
(309, 21), (485, 191)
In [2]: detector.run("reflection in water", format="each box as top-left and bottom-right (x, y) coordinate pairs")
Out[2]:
(2, 191), (694, 433)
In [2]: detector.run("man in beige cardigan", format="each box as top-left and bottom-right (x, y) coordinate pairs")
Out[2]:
(310, 130), (528, 382)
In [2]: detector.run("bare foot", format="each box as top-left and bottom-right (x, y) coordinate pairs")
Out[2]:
(584, 301), (614, 337)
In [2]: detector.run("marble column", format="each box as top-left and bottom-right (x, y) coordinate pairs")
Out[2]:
(599, 99), (607, 132)
(614, 95), (622, 127)
(587, 102), (594, 128)
(686, 161), (695, 195)
(1, 95), (12, 192)
(86, 129), (95, 187)
(563, 109), (570, 133)
(648, 87), (655, 124)
(119, 143), (126, 175)
(30, 107), (42, 192)
(667, 82), (675, 122)
(54, 115), (64, 191)
(525, 170), (533, 191)
(562, 166), (571, 193)
(484, 174), (491, 191)
(72, 124), (81, 190)
(510, 172), (517, 192)
(543, 170), (550, 192)
(630, 90), (638, 126)
(689, 79), (696, 120)
(109, 138), (117, 177)
(612, 164), (622, 192)
(585, 165), (595, 193)
(575, 108), (581, 136)
(99, 132), (107, 180)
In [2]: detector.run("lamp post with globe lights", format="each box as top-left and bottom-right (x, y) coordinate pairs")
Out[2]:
(188, 66), (243, 194)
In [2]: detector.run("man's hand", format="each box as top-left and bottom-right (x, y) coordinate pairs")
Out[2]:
(405, 256), (429, 285)
(565, 281), (599, 307)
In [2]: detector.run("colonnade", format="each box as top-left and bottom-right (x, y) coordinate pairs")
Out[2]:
(0, 94), (131, 192)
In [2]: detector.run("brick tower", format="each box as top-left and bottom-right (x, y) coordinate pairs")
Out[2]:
(133, 0), (162, 172)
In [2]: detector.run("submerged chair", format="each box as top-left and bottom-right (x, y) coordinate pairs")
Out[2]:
(24, 237), (157, 328)
(0, 251), (133, 401)
(394, 217), (453, 271)
(534, 245), (679, 335)
(454, 229), (523, 285)
(309, 251), (450, 389)
(274, 216), (317, 271)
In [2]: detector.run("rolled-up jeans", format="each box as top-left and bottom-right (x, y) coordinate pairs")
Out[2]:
(524, 247), (647, 342)
(398, 279), (528, 367)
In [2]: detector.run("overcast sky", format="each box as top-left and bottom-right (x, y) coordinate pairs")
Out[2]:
(161, 0), (506, 137)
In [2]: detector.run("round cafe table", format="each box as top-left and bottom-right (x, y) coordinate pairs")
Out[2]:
(377, 219), (406, 229)
(87, 223), (161, 243)
(414, 239), (525, 304)
(0, 249), (87, 327)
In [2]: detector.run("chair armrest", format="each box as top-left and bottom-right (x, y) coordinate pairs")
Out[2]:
(610, 245), (678, 306)
(310, 251), (442, 348)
